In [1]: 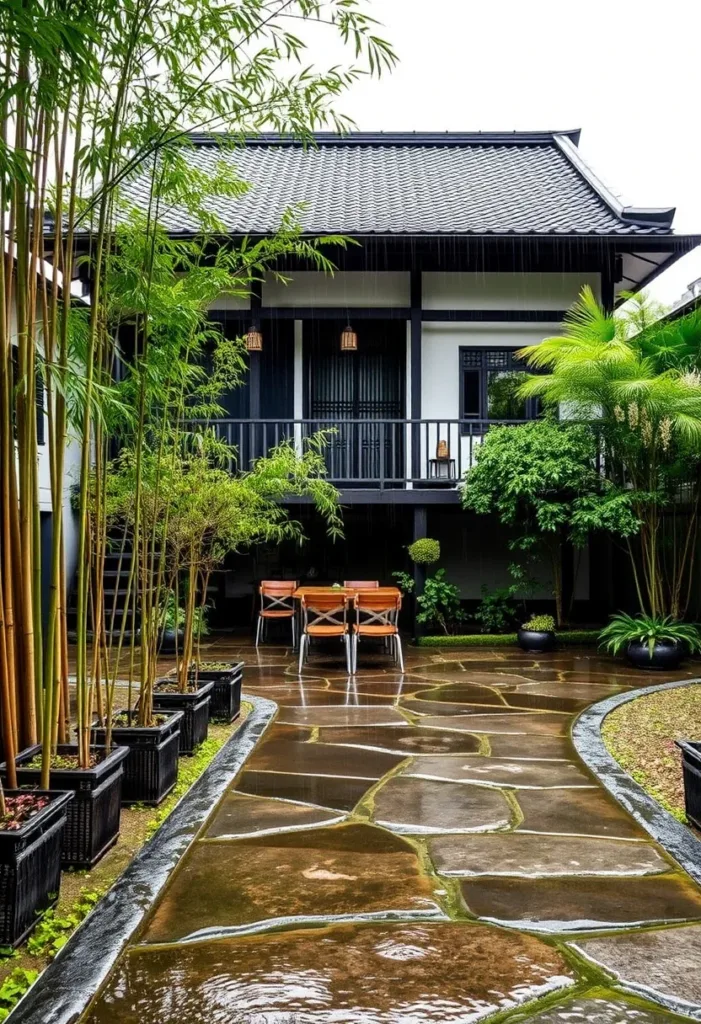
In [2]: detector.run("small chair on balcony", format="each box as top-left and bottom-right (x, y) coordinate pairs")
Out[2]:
(343, 580), (379, 589)
(351, 589), (404, 673)
(298, 592), (352, 675)
(256, 580), (298, 648)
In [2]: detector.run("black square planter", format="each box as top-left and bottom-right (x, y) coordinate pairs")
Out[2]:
(676, 740), (701, 830)
(153, 681), (213, 755)
(0, 790), (73, 947)
(91, 712), (183, 806)
(2, 744), (129, 869)
(189, 663), (243, 723)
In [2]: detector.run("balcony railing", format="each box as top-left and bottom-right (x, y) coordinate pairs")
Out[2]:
(185, 418), (529, 488)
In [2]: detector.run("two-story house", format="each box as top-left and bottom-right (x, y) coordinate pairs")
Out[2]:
(119, 130), (698, 624)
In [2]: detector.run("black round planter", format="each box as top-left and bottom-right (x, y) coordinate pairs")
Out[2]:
(626, 639), (684, 671)
(0, 790), (73, 947)
(189, 662), (243, 723)
(91, 711), (183, 806)
(153, 681), (214, 755)
(517, 628), (556, 653)
(3, 744), (129, 869)
(157, 628), (184, 654)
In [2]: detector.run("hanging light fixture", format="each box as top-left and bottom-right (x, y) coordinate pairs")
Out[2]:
(245, 323), (263, 352)
(340, 323), (358, 352)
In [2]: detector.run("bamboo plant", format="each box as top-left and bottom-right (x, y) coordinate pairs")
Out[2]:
(0, 0), (395, 787)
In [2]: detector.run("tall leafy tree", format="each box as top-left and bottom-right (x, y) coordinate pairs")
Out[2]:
(462, 419), (638, 625)
(518, 287), (701, 617)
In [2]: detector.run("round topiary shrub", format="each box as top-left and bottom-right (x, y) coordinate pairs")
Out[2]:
(408, 538), (441, 565)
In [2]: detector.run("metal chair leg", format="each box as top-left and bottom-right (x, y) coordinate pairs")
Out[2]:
(395, 633), (405, 673)
(298, 633), (307, 674)
(291, 616), (296, 651)
(255, 615), (262, 647)
(344, 636), (352, 675)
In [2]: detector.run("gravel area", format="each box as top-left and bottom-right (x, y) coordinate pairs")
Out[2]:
(602, 684), (701, 824)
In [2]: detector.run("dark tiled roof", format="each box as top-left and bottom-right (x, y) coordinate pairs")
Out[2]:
(119, 132), (674, 237)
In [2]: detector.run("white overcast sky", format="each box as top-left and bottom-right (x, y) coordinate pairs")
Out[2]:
(312, 0), (701, 306)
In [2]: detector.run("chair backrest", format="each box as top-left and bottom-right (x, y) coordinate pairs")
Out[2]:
(301, 592), (350, 630)
(344, 580), (379, 589)
(260, 580), (297, 613)
(354, 589), (401, 628)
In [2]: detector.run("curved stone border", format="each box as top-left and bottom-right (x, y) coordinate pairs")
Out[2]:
(572, 677), (701, 887)
(8, 694), (277, 1024)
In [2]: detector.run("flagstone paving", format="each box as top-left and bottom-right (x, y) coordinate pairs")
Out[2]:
(82, 643), (701, 1023)
(573, 926), (701, 1017)
(428, 833), (670, 877)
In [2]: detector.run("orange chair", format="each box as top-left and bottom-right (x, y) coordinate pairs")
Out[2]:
(256, 581), (298, 648)
(344, 580), (379, 589)
(352, 590), (404, 673)
(298, 592), (352, 674)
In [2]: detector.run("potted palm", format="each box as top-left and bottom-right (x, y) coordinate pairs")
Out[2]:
(599, 613), (701, 670)
(517, 614), (557, 652)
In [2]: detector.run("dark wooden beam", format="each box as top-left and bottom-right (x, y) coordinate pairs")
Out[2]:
(285, 489), (460, 505)
(244, 307), (569, 322)
(410, 271), (422, 480)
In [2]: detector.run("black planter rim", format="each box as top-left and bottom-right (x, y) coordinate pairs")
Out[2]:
(518, 628), (556, 639)
(0, 789), (73, 844)
(675, 738), (701, 756)
(92, 709), (184, 739)
(154, 679), (214, 699)
(7, 743), (130, 785)
(188, 661), (243, 681)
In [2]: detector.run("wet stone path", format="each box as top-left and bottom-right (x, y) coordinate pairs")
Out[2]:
(85, 646), (701, 1023)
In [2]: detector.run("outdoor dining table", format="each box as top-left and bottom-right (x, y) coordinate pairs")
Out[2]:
(292, 585), (401, 600)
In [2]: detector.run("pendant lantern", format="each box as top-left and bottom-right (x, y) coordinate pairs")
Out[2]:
(245, 324), (263, 352)
(340, 323), (358, 352)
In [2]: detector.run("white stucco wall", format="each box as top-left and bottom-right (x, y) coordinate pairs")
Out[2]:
(419, 322), (561, 473)
(422, 272), (601, 310)
(262, 271), (410, 307)
(12, 298), (81, 581)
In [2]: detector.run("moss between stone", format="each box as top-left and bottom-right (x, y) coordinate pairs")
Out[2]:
(416, 630), (600, 647)
(602, 684), (701, 825)
(0, 709), (249, 1018)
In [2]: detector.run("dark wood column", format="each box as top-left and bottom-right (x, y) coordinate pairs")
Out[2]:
(412, 504), (427, 639)
(410, 270), (422, 481)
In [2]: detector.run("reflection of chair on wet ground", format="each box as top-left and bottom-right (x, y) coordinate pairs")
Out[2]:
(256, 580), (298, 648)
(298, 592), (352, 675)
(352, 589), (404, 674)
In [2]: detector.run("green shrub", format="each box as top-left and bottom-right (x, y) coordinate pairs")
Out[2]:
(522, 614), (556, 632)
(415, 569), (464, 635)
(473, 586), (516, 633)
(392, 570), (415, 594)
(416, 629), (600, 648)
(407, 538), (440, 564)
